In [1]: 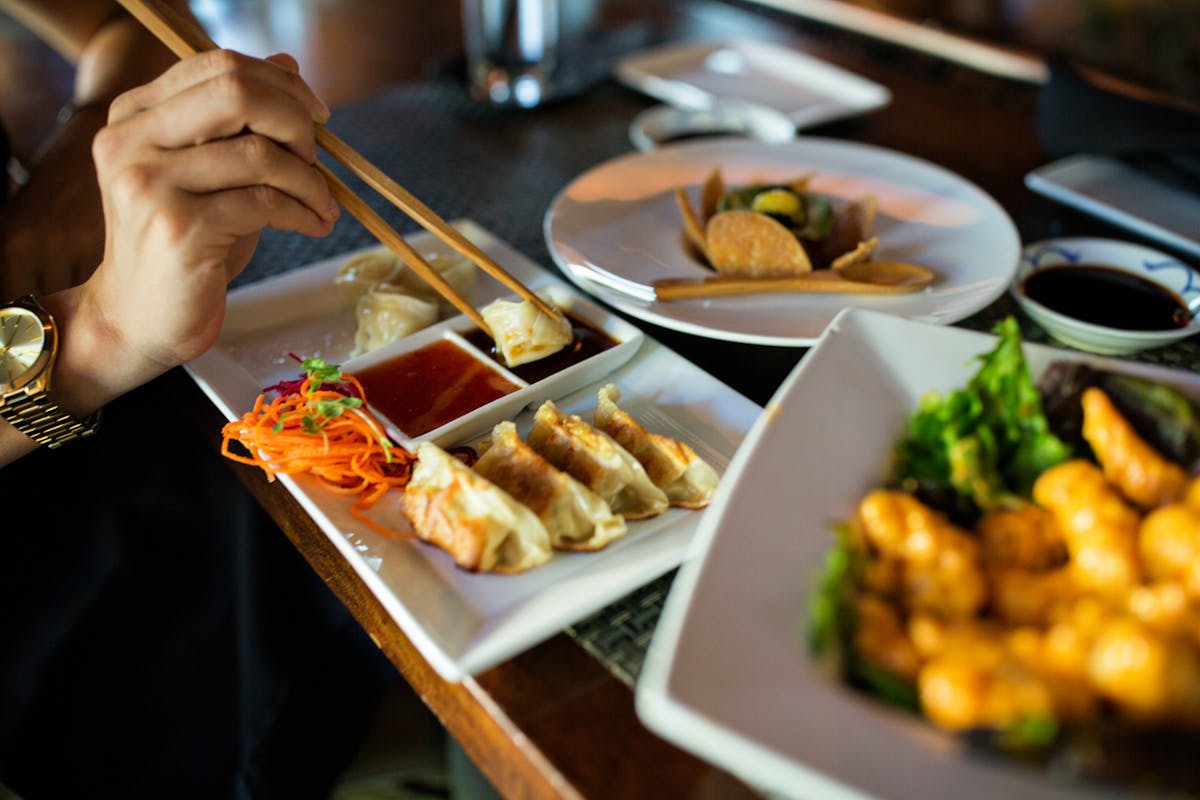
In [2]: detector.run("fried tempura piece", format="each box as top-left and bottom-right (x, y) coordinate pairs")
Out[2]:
(977, 504), (1068, 571)
(1088, 616), (1200, 726)
(853, 594), (921, 682)
(919, 650), (1058, 732)
(855, 491), (986, 620)
(1033, 460), (1142, 594)
(1140, 502), (1200, 597)
(1126, 581), (1200, 646)
(1082, 387), (1188, 509)
(913, 610), (1109, 732)
(988, 568), (1076, 626)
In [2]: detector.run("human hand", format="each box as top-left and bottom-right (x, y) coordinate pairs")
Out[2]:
(74, 50), (339, 395)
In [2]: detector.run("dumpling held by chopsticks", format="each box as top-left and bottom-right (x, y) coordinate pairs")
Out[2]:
(480, 294), (572, 367)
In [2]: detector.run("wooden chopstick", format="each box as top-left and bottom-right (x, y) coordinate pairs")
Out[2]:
(117, 0), (561, 331)
(317, 165), (490, 326)
(310, 128), (558, 320)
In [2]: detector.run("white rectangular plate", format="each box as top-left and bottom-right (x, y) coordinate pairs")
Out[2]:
(1026, 154), (1200, 260)
(614, 38), (890, 128)
(186, 221), (760, 681)
(636, 307), (1200, 800)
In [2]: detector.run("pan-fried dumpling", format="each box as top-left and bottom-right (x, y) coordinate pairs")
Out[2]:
(403, 441), (551, 573)
(594, 384), (719, 509)
(475, 422), (627, 552)
(479, 294), (572, 367)
(526, 400), (668, 520)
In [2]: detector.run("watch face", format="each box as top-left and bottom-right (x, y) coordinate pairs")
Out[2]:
(0, 306), (46, 385)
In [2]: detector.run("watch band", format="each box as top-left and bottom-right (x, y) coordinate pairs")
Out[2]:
(1, 389), (101, 449)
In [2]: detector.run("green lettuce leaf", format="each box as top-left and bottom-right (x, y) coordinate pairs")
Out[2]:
(892, 317), (1073, 521)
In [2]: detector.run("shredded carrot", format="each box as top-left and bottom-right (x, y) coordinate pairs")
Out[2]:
(221, 361), (416, 538)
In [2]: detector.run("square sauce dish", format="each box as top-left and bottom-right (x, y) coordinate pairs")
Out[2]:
(341, 285), (644, 449)
(341, 323), (529, 449)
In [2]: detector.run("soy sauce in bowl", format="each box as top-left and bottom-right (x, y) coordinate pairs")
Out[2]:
(1022, 265), (1192, 331)
(462, 311), (618, 384)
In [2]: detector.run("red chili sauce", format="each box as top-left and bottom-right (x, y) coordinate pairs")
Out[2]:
(355, 338), (519, 437)
(460, 311), (619, 384)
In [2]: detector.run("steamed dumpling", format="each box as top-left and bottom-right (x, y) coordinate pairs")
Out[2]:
(354, 286), (438, 354)
(526, 400), (668, 520)
(594, 384), (719, 509)
(475, 422), (627, 552)
(334, 248), (403, 304)
(391, 249), (478, 316)
(336, 246), (477, 314)
(479, 294), (571, 367)
(403, 442), (551, 574)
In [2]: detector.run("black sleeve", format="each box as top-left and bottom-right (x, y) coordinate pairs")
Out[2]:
(0, 116), (10, 204)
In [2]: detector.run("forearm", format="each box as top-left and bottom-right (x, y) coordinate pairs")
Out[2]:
(72, 5), (183, 110)
(0, 2), (189, 297)
(0, 0), (118, 62)
(0, 1), (185, 81)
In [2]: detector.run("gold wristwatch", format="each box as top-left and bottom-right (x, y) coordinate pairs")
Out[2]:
(0, 295), (100, 448)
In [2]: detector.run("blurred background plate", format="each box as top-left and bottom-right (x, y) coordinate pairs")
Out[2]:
(614, 38), (890, 128)
(544, 137), (1021, 346)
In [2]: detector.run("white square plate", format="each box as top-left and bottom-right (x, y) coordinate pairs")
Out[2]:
(1026, 154), (1200, 261)
(635, 307), (1200, 799)
(186, 221), (761, 681)
(614, 38), (891, 128)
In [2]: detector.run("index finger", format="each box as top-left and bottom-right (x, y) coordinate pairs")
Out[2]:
(108, 49), (330, 125)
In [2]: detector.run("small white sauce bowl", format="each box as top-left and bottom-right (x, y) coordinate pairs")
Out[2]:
(628, 102), (796, 152)
(1011, 237), (1200, 355)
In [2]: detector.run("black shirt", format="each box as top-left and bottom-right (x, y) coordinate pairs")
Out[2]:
(1, 117), (10, 204)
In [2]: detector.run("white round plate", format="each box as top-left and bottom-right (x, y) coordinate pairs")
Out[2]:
(543, 137), (1020, 346)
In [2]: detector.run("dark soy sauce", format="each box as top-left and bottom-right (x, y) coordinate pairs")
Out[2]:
(1022, 265), (1192, 331)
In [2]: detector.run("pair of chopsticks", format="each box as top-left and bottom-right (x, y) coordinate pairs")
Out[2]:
(116, 0), (560, 338)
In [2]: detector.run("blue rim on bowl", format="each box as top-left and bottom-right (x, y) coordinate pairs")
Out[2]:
(1011, 237), (1200, 355)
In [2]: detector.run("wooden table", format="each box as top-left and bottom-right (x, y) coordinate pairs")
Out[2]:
(170, 1), (1199, 797)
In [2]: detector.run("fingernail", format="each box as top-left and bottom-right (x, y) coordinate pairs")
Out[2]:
(315, 97), (331, 123)
(329, 200), (341, 220)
